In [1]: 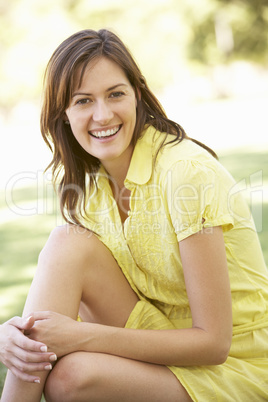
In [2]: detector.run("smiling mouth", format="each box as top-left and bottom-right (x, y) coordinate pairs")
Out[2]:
(89, 125), (122, 139)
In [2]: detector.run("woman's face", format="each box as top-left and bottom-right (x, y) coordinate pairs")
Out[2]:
(65, 57), (137, 174)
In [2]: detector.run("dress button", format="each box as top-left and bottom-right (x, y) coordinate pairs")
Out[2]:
(142, 286), (147, 294)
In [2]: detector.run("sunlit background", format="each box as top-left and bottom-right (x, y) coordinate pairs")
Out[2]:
(0, 0), (268, 330)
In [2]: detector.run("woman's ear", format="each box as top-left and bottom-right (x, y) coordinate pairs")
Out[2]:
(62, 112), (69, 124)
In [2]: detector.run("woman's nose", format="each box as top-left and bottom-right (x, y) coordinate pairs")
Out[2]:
(92, 101), (114, 124)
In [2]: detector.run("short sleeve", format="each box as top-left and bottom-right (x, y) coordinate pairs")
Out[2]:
(163, 159), (236, 242)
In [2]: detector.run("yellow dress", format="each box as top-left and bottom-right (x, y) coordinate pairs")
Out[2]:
(82, 126), (268, 401)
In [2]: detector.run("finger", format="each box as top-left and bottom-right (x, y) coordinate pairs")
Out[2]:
(9, 354), (54, 374)
(8, 315), (36, 333)
(10, 365), (42, 384)
(14, 330), (49, 353)
(7, 316), (31, 331)
(3, 321), (49, 354)
(22, 315), (35, 330)
(12, 344), (57, 364)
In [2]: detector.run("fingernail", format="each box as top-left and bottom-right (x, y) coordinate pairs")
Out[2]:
(34, 379), (40, 384)
(49, 354), (57, 362)
(45, 364), (52, 370)
(40, 346), (47, 352)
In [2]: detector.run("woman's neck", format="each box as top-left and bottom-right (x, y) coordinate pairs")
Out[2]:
(101, 145), (134, 191)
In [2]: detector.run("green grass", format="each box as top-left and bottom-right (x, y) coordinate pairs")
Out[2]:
(219, 150), (268, 263)
(0, 184), (61, 323)
(0, 185), (58, 399)
(0, 150), (267, 397)
(0, 364), (6, 397)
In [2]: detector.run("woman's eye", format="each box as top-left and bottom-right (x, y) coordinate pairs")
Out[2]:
(110, 91), (124, 98)
(76, 98), (91, 105)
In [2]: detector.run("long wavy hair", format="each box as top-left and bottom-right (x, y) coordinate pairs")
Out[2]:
(40, 28), (216, 225)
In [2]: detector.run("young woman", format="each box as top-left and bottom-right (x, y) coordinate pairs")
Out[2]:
(1, 29), (268, 401)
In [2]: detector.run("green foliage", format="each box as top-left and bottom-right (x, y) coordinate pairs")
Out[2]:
(1, 0), (268, 109)
(186, 0), (268, 64)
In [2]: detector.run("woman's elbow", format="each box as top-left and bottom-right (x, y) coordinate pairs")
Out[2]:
(214, 345), (231, 365)
(209, 336), (232, 365)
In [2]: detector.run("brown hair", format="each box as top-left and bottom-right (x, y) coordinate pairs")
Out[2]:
(40, 28), (216, 225)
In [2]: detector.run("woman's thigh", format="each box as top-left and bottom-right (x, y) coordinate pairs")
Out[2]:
(24, 224), (138, 327)
(75, 227), (139, 327)
(45, 351), (193, 402)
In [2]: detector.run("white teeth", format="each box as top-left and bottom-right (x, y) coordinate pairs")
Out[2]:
(90, 126), (120, 138)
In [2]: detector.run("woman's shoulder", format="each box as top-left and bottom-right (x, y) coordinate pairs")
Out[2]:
(135, 127), (234, 186)
(157, 135), (220, 172)
(151, 134), (237, 191)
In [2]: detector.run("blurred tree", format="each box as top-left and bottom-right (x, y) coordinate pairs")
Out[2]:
(0, 0), (187, 109)
(0, 0), (74, 110)
(61, 0), (188, 91)
(0, 0), (268, 111)
(185, 0), (268, 64)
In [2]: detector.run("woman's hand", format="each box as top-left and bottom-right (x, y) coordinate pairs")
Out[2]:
(0, 315), (57, 383)
(25, 311), (80, 358)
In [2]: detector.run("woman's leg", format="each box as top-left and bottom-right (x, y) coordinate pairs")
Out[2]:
(44, 352), (192, 402)
(1, 224), (138, 401)
(2, 224), (192, 401)
(24, 224), (139, 327)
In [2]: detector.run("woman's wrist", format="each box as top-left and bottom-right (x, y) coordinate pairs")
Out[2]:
(75, 321), (117, 355)
(75, 321), (98, 353)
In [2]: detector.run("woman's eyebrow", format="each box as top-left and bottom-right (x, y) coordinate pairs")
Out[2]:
(107, 83), (128, 91)
(72, 83), (128, 98)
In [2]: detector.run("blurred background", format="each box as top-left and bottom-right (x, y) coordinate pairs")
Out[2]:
(0, 0), (268, 333)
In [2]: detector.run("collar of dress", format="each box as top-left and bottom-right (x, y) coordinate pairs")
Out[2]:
(125, 125), (157, 186)
(97, 125), (160, 188)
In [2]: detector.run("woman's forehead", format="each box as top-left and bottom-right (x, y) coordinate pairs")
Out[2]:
(72, 57), (129, 91)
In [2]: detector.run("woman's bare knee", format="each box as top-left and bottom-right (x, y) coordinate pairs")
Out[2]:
(44, 352), (98, 402)
(36, 223), (137, 329)
(39, 224), (95, 265)
(44, 352), (192, 402)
